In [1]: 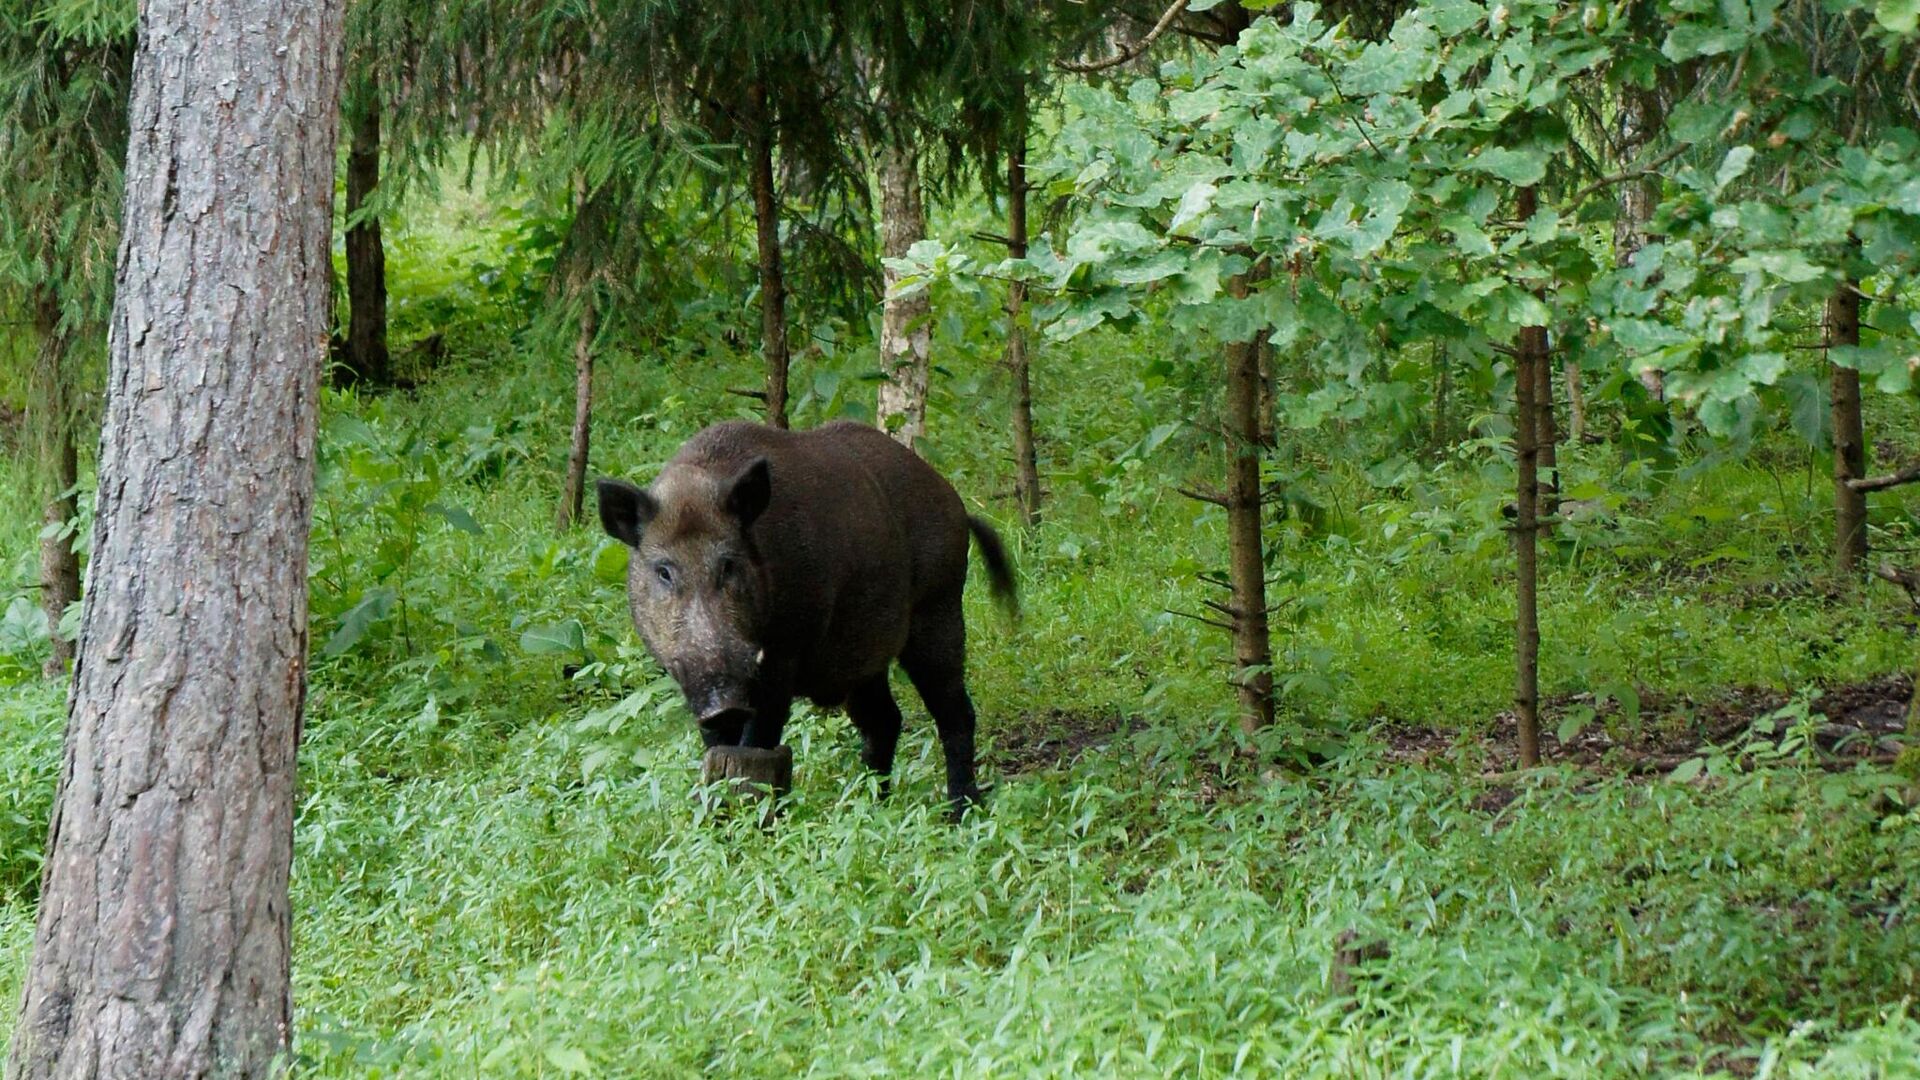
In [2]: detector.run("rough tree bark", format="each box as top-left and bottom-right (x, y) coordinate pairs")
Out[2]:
(747, 80), (789, 429)
(875, 139), (930, 448)
(1535, 331), (1559, 514)
(31, 298), (80, 678)
(1255, 335), (1277, 449)
(556, 297), (596, 532)
(1224, 271), (1274, 733)
(1512, 187), (1545, 769)
(6, 0), (343, 1071)
(1563, 357), (1588, 444)
(1005, 123), (1042, 527)
(1616, 82), (1664, 400)
(1829, 279), (1867, 577)
(343, 89), (389, 386)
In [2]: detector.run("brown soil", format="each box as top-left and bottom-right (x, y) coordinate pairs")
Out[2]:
(1380, 673), (1914, 777)
(988, 709), (1140, 775)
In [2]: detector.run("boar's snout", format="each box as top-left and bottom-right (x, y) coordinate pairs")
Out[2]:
(694, 701), (754, 747)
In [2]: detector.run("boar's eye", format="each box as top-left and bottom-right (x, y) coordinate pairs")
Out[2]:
(715, 556), (739, 587)
(652, 561), (677, 589)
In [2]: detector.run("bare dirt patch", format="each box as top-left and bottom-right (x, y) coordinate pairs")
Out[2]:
(1381, 673), (1913, 777)
(989, 709), (1141, 775)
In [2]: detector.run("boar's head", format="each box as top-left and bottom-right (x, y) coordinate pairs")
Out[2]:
(596, 458), (772, 747)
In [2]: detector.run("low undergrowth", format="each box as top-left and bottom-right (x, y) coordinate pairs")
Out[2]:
(1, 293), (1916, 1076)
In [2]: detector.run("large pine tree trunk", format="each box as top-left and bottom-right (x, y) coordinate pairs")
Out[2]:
(1224, 272), (1273, 733)
(6, 0), (343, 1070)
(747, 80), (789, 429)
(1005, 125), (1042, 527)
(343, 90), (389, 386)
(31, 299), (80, 678)
(1829, 280), (1867, 577)
(875, 140), (930, 448)
(556, 297), (596, 532)
(1512, 187), (1545, 769)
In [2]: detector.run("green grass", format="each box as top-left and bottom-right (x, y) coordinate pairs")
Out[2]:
(2, 210), (1919, 1075)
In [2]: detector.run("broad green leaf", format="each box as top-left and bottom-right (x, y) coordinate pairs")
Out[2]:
(1557, 705), (1596, 744)
(1469, 147), (1549, 187)
(428, 501), (482, 535)
(1780, 372), (1831, 449)
(322, 587), (396, 659)
(1663, 23), (1749, 60)
(1667, 756), (1704, 783)
(521, 619), (588, 657)
(593, 541), (630, 585)
(1729, 250), (1825, 284)
(1168, 182), (1218, 234)
(543, 1046), (593, 1075)
(1876, 0), (1920, 33)
(1713, 146), (1754, 194)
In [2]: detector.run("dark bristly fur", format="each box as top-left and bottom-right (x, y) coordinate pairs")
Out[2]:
(596, 419), (1018, 815)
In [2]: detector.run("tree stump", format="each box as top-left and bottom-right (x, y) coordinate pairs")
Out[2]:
(700, 745), (793, 828)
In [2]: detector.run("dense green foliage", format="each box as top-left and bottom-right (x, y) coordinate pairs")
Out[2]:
(0, 186), (1911, 1071)
(4, 0), (1920, 1074)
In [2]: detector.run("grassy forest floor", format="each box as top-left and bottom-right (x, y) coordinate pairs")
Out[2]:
(3, 197), (1920, 1076)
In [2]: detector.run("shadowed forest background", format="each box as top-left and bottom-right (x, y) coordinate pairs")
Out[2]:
(4, 0), (1920, 1075)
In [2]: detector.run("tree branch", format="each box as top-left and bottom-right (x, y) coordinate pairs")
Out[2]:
(1176, 484), (1230, 507)
(1568, 142), (1692, 207)
(1057, 0), (1189, 74)
(1168, 608), (1234, 632)
(1850, 460), (1920, 493)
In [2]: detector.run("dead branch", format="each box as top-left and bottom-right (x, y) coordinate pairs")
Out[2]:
(1568, 142), (1692, 207)
(1176, 484), (1230, 507)
(1057, 0), (1189, 74)
(1168, 608), (1233, 632)
(1850, 460), (1920, 493)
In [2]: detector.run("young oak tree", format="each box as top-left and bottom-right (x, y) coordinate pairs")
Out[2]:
(6, 0), (343, 1073)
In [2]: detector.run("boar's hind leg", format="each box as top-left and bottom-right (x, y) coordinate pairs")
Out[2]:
(846, 675), (903, 797)
(901, 594), (985, 817)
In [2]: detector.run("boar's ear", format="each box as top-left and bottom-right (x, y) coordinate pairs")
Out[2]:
(724, 457), (771, 529)
(596, 478), (656, 547)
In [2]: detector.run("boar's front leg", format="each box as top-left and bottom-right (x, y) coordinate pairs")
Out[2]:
(845, 674), (903, 798)
(740, 683), (793, 751)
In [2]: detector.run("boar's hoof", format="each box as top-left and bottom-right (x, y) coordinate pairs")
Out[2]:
(948, 783), (989, 823)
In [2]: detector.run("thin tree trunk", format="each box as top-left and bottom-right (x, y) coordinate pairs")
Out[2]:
(1512, 187), (1545, 769)
(1564, 357), (1588, 444)
(556, 297), (596, 532)
(1224, 271), (1274, 733)
(1255, 334), (1277, 449)
(1433, 345), (1451, 450)
(875, 139), (930, 448)
(343, 89), (389, 386)
(747, 80), (789, 429)
(1616, 82), (1664, 400)
(1909, 648), (1919, 741)
(7, 0), (342, 1071)
(31, 299), (80, 677)
(1006, 123), (1041, 527)
(1830, 279), (1867, 576)
(1535, 332), (1559, 514)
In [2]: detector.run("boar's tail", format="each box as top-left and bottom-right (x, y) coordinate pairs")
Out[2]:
(967, 515), (1020, 620)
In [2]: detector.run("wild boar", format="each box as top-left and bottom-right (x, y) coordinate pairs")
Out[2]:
(596, 419), (1016, 813)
